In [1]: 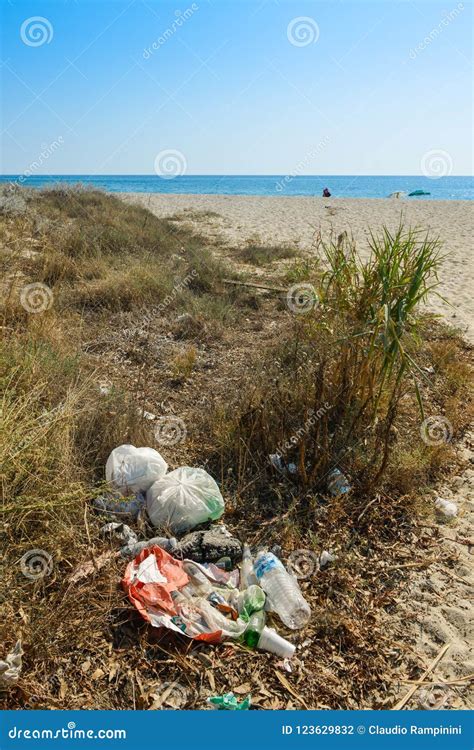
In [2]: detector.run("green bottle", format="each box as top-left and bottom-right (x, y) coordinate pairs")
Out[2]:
(239, 584), (266, 622)
(243, 610), (266, 649)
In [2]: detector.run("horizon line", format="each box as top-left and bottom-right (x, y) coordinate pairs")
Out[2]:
(1, 173), (472, 178)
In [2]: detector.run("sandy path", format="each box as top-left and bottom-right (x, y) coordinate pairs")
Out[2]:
(123, 194), (474, 343)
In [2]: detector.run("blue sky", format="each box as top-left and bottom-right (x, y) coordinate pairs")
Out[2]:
(1, 0), (472, 175)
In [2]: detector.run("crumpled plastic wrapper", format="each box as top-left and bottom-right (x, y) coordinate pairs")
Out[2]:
(0, 641), (23, 688)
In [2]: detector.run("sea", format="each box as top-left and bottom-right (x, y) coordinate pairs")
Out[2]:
(1, 175), (473, 200)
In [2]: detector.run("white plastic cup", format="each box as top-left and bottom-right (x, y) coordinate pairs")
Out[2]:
(257, 626), (296, 659)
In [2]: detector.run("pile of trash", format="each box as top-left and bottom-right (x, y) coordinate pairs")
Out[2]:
(94, 444), (312, 661)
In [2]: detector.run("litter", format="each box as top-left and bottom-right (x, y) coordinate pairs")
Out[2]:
(123, 546), (247, 642)
(0, 641), (23, 688)
(106, 444), (167, 494)
(207, 692), (251, 710)
(327, 468), (351, 496)
(120, 536), (178, 559)
(235, 584), (266, 621)
(435, 497), (458, 518)
(146, 466), (225, 534)
(319, 550), (337, 568)
(92, 489), (146, 522)
(240, 543), (257, 588)
(254, 551), (311, 629)
(123, 543), (303, 655)
(269, 454), (297, 476)
(100, 522), (138, 546)
(257, 627), (296, 659)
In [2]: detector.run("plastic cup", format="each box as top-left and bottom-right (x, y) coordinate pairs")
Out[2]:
(257, 626), (296, 659)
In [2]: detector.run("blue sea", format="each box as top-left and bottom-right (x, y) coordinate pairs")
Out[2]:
(1, 175), (473, 200)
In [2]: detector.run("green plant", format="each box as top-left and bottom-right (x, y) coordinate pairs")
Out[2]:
(228, 225), (444, 491)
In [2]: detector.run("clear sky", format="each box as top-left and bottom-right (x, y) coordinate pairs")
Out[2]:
(1, 0), (472, 175)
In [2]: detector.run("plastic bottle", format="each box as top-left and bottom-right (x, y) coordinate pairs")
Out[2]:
(253, 551), (311, 630)
(243, 610), (266, 648)
(240, 544), (257, 589)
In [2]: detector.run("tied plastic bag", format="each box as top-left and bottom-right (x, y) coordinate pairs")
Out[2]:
(146, 467), (225, 534)
(106, 444), (167, 494)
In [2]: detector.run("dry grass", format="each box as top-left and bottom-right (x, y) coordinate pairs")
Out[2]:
(237, 241), (298, 266)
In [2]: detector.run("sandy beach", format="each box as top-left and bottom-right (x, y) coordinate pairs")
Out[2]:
(124, 194), (474, 343)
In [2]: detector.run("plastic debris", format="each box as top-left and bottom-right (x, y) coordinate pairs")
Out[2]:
(327, 468), (351, 496)
(240, 543), (257, 588)
(100, 522), (138, 546)
(254, 551), (310, 629)
(269, 454), (297, 476)
(120, 536), (178, 559)
(435, 497), (458, 518)
(257, 627), (296, 659)
(237, 584), (266, 620)
(0, 641), (23, 688)
(207, 692), (251, 710)
(242, 609), (266, 648)
(123, 546), (247, 642)
(122, 544), (300, 658)
(319, 550), (337, 568)
(92, 490), (146, 522)
(106, 444), (167, 494)
(146, 466), (224, 534)
(215, 556), (232, 571)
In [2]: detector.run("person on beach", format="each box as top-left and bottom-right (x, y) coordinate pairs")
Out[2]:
(323, 187), (331, 197)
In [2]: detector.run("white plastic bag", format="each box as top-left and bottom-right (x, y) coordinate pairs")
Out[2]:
(106, 444), (167, 494)
(146, 466), (225, 534)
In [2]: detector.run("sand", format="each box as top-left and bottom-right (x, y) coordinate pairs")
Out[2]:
(124, 193), (474, 343)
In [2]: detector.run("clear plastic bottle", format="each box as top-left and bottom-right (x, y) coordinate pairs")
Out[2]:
(253, 551), (311, 629)
(240, 543), (257, 589)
